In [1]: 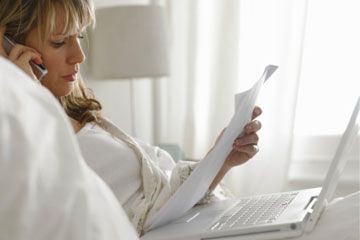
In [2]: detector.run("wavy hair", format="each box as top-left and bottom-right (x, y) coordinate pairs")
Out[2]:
(0, 0), (102, 125)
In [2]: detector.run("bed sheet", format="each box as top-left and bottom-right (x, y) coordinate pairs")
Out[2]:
(295, 191), (359, 240)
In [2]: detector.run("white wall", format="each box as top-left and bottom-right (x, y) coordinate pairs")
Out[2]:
(83, 0), (154, 142)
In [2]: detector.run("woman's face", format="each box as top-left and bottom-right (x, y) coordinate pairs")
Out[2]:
(25, 7), (86, 97)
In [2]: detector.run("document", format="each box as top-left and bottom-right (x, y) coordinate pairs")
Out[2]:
(145, 65), (278, 231)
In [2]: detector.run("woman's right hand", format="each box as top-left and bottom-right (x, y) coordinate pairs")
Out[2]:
(0, 26), (43, 81)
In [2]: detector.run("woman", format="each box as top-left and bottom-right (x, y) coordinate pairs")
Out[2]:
(0, 0), (262, 235)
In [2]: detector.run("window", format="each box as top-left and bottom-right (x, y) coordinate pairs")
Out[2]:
(289, 0), (360, 184)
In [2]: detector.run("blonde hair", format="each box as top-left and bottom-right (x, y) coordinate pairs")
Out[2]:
(0, 0), (103, 125)
(1, 0), (95, 47)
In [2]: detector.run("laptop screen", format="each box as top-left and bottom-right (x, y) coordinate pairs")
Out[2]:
(308, 97), (359, 230)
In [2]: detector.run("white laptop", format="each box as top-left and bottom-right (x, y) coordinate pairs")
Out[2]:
(142, 97), (360, 240)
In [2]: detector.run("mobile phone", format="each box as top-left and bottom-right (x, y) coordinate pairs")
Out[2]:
(3, 35), (48, 81)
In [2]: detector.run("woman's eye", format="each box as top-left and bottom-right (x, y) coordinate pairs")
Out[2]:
(51, 41), (65, 48)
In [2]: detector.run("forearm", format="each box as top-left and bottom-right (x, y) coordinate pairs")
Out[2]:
(208, 164), (231, 192)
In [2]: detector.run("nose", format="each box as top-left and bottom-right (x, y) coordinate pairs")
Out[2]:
(67, 37), (86, 65)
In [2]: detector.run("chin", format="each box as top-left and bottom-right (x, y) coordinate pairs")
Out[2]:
(62, 88), (74, 97)
(49, 86), (74, 98)
(41, 80), (75, 98)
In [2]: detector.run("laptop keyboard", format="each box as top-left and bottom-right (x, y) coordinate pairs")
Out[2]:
(209, 192), (298, 231)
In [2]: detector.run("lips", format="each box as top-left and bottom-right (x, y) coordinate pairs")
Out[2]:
(63, 71), (77, 82)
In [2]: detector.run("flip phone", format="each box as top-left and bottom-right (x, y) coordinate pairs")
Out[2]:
(3, 35), (48, 81)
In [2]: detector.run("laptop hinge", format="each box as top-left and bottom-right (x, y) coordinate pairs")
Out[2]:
(304, 199), (328, 233)
(303, 196), (317, 211)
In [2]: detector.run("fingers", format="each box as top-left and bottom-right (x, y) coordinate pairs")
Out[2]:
(244, 120), (262, 134)
(17, 50), (42, 65)
(234, 133), (259, 147)
(232, 107), (262, 152)
(252, 106), (262, 120)
(7, 43), (43, 80)
(234, 144), (259, 157)
(233, 131), (259, 158)
(8, 44), (42, 64)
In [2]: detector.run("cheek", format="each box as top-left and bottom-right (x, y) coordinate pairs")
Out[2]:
(40, 51), (68, 95)
(41, 53), (60, 87)
(42, 51), (63, 71)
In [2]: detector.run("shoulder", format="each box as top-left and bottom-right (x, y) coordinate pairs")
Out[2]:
(76, 122), (136, 160)
(77, 122), (122, 149)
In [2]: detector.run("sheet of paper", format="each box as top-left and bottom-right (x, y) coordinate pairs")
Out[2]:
(145, 65), (278, 231)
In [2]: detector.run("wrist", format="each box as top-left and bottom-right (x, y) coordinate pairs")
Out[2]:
(221, 162), (232, 174)
(209, 163), (231, 192)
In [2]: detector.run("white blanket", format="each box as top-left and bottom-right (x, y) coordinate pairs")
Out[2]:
(0, 57), (138, 240)
(296, 191), (360, 240)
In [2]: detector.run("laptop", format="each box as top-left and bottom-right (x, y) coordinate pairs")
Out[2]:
(142, 97), (359, 240)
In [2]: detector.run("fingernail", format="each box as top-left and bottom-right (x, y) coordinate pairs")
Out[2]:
(254, 108), (262, 115)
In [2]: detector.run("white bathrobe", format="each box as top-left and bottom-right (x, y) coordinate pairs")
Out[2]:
(77, 119), (203, 235)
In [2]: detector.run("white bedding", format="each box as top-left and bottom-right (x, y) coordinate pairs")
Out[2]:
(296, 191), (359, 240)
(0, 57), (138, 240)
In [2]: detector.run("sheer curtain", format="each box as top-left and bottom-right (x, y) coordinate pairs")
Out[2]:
(224, 0), (309, 197)
(162, 0), (243, 158)
(288, 0), (360, 196)
(156, 0), (309, 197)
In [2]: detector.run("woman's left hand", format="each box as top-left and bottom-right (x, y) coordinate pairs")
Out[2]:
(223, 106), (262, 171)
(208, 106), (262, 192)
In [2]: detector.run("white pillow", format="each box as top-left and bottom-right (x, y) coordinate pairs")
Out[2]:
(0, 57), (138, 240)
